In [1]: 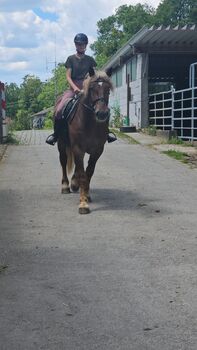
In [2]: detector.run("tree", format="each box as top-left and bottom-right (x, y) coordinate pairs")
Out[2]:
(154, 0), (197, 26)
(116, 4), (154, 41)
(90, 4), (154, 66)
(14, 109), (31, 130)
(37, 63), (68, 109)
(5, 83), (20, 120)
(19, 75), (43, 114)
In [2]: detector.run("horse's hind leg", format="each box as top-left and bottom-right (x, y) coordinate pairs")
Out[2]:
(58, 141), (70, 194)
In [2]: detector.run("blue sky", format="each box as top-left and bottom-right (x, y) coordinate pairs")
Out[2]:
(0, 0), (161, 86)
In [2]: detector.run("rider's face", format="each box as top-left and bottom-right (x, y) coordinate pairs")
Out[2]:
(75, 43), (87, 54)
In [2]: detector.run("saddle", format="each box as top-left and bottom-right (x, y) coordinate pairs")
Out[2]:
(62, 94), (81, 123)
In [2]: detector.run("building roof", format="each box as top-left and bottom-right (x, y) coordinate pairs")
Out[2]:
(31, 106), (53, 118)
(103, 25), (197, 70)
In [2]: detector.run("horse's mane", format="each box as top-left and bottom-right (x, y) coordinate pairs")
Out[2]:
(82, 70), (113, 97)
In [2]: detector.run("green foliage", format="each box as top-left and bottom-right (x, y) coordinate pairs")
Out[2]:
(168, 137), (184, 144)
(52, 63), (69, 97)
(6, 132), (19, 144)
(19, 75), (43, 114)
(5, 83), (20, 120)
(44, 110), (54, 129)
(5, 63), (68, 131)
(154, 0), (197, 26)
(146, 125), (157, 136)
(116, 4), (155, 41)
(111, 101), (122, 127)
(14, 109), (31, 130)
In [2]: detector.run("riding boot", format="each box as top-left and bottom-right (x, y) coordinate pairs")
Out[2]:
(46, 119), (62, 146)
(107, 131), (117, 143)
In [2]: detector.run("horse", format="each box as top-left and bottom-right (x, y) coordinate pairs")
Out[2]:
(57, 67), (113, 214)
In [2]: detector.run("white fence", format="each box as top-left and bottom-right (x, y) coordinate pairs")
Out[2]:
(149, 85), (197, 141)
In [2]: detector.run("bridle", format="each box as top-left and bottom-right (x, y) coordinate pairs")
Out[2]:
(82, 97), (107, 113)
(82, 79), (109, 113)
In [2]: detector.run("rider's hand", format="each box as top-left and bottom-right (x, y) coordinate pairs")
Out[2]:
(74, 87), (81, 94)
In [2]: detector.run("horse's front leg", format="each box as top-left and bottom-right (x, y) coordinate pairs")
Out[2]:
(85, 150), (103, 202)
(58, 140), (70, 194)
(71, 167), (79, 193)
(74, 152), (90, 214)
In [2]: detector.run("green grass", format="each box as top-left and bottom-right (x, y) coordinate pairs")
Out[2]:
(162, 150), (188, 162)
(110, 128), (139, 144)
(167, 137), (184, 145)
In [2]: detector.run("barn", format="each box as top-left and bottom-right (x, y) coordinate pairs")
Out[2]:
(103, 25), (197, 140)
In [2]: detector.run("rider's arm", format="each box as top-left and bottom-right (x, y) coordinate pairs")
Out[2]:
(66, 68), (81, 93)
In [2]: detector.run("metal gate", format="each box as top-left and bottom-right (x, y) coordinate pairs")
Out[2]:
(149, 63), (197, 141)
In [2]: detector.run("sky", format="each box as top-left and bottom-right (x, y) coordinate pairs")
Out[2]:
(0, 0), (161, 86)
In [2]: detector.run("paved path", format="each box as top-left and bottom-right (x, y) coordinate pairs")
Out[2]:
(13, 129), (51, 145)
(0, 130), (197, 350)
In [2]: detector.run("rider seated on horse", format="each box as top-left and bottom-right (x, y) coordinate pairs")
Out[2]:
(46, 33), (116, 146)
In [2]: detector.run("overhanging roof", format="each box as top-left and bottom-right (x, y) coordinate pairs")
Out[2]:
(103, 25), (197, 70)
(31, 107), (53, 118)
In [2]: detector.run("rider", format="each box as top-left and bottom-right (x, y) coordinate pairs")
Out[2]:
(46, 33), (116, 146)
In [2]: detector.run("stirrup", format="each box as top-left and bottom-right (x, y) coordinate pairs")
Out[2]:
(46, 133), (57, 146)
(107, 132), (117, 143)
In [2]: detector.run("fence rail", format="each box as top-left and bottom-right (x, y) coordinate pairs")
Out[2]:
(149, 85), (197, 141)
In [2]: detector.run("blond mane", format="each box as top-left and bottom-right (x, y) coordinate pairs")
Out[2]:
(82, 70), (113, 96)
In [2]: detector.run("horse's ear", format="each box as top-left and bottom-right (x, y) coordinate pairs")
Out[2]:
(106, 67), (112, 77)
(89, 67), (95, 77)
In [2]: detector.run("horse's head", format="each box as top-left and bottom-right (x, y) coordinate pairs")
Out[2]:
(83, 68), (113, 123)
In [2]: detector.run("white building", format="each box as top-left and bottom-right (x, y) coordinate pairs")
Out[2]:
(103, 25), (197, 129)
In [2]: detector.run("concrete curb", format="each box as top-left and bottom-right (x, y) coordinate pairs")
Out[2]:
(124, 132), (197, 156)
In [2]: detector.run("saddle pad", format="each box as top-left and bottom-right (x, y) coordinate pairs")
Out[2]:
(62, 95), (80, 123)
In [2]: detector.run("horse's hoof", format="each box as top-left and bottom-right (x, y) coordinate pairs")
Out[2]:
(78, 206), (90, 214)
(71, 184), (79, 193)
(61, 187), (70, 194)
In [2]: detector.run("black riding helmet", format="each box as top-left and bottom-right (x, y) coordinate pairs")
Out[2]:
(74, 33), (88, 45)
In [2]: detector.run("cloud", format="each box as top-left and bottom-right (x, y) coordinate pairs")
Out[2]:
(3, 61), (29, 71)
(0, 0), (161, 85)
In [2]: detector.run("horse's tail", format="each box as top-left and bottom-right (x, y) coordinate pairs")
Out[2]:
(66, 146), (74, 175)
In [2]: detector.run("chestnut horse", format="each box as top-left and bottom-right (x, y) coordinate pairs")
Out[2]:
(57, 68), (113, 214)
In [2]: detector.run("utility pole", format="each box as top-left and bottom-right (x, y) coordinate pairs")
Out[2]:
(46, 35), (58, 103)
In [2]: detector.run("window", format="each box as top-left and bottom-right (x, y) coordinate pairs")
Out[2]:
(126, 56), (137, 82)
(112, 67), (123, 88)
(116, 68), (122, 87)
